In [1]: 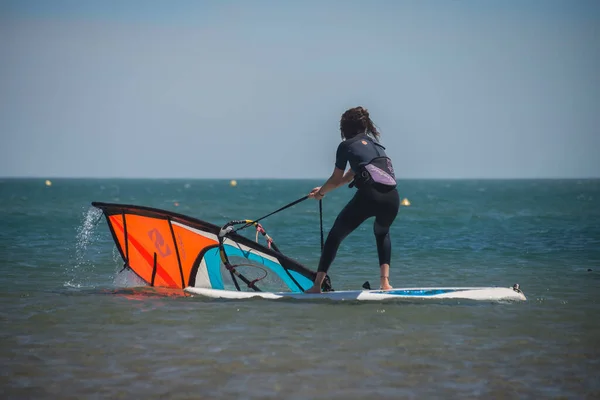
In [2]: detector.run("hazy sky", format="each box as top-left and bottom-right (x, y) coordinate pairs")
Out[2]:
(1, 0), (599, 179)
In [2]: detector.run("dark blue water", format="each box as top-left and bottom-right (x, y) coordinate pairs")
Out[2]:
(1, 178), (599, 399)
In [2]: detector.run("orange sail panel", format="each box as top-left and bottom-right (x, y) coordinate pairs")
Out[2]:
(170, 221), (219, 287)
(106, 213), (218, 289)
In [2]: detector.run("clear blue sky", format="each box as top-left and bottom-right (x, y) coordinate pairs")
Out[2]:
(1, 0), (599, 179)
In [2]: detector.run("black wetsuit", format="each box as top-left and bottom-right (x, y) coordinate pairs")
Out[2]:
(317, 134), (400, 273)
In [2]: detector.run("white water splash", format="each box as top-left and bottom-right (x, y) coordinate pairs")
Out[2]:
(113, 268), (147, 288)
(76, 207), (103, 255)
(63, 207), (103, 288)
(110, 246), (146, 287)
(66, 207), (148, 289)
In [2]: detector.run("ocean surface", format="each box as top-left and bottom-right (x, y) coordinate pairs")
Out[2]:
(1, 178), (599, 399)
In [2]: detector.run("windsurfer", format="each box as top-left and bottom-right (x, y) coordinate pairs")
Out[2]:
(306, 107), (400, 293)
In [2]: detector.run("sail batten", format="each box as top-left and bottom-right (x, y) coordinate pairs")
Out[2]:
(167, 219), (185, 289)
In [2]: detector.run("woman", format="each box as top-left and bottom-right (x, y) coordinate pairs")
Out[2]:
(306, 106), (400, 293)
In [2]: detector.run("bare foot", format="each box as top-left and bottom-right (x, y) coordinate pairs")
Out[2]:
(380, 276), (393, 291)
(304, 286), (322, 294)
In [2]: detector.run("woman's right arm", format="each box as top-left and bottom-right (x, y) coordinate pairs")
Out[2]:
(340, 169), (355, 186)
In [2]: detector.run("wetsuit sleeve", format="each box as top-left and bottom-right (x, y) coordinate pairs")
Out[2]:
(335, 142), (348, 170)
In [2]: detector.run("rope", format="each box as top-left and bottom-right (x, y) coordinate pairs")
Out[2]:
(234, 195), (308, 233)
(319, 199), (324, 253)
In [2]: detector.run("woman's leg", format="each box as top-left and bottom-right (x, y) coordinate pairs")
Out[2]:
(306, 193), (372, 293)
(374, 222), (393, 290)
(373, 189), (400, 289)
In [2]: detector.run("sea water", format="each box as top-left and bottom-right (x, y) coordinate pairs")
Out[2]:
(1, 178), (599, 399)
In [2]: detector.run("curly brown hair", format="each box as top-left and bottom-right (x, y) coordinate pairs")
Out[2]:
(339, 106), (381, 140)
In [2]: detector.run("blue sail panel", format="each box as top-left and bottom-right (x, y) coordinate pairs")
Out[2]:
(198, 244), (308, 292)
(288, 270), (314, 291)
(202, 247), (226, 290)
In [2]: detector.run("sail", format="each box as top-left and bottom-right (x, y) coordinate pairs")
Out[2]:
(91, 202), (320, 292)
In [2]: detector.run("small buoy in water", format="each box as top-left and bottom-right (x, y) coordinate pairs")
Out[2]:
(588, 269), (593, 272)
(230, 180), (237, 187)
(174, 202), (179, 207)
(401, 198), (411, 206)
(45, 180), (52, 187)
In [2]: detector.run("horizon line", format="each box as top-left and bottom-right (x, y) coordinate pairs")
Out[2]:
(1, 176), (599, 181)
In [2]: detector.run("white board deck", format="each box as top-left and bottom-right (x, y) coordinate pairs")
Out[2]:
(184, 286), (527, 302)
